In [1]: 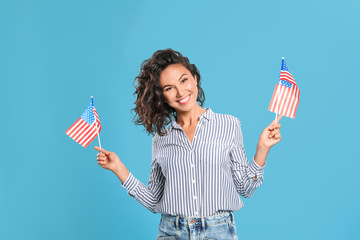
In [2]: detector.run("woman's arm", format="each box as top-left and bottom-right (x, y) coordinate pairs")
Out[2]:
(229, 119), (265, 198)
(253, 115), (283, 168)
(229, 115), (282, 197)
(94, 143), (165, 213)
(95, 146), (130, 183)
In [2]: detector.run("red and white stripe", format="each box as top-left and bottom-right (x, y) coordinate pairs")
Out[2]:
(65, 107), (102, 148)
(279, 71), (296, 84)
(268, 72), (300, 119)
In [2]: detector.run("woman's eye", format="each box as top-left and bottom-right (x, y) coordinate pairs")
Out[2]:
(181, 78), (188, 83)
(165, 87), (172, 91)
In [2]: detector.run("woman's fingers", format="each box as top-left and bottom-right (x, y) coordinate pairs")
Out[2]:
(97, 156), (107, 161)
(268, 115), (283, 128)
(268, 129), (280, 138)
(98, 161), (106, 167)
(269, 132), (281, 139)
(101, 149), (112, 156)
(273, 133), (281, 139)
(94, 146), (112, 156)
(274, 114), (283, 123)
(269, 123), (281, 131)
(95, 146), (111, 168)
(97, 159), (107, 165)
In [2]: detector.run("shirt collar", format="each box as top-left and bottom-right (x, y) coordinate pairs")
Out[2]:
(201, 107), (213, 121)
(169, 107), (213, 130)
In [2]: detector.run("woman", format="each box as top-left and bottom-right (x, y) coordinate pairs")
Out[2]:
(95, 49), (282, 240)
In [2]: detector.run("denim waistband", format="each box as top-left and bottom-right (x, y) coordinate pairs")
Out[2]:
(161, 211), (235, 229)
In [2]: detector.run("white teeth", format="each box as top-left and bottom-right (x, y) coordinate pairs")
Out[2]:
(179, 95), (190, 103)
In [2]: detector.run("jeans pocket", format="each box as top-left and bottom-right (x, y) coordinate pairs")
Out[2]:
(228, 222), (238, 240)
(157, 218), (179, 240)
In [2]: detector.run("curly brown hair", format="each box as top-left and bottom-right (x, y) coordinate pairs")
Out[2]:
(132, 48), (205, 136)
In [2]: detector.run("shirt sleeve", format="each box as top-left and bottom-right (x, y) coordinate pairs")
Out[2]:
(121, 136), (165, 213)
(229, 118), (265, 198)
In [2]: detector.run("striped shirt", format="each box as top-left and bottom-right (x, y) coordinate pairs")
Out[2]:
(122, 107), (265, 217)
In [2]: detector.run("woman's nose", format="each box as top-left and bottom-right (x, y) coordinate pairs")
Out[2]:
(176, 86), (185, 97)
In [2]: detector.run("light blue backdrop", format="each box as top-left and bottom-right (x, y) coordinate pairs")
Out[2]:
(1, 0), (359, 239)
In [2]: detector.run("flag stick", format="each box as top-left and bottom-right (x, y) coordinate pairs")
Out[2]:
(91, 96), (102, 149)
(275, 88), (280, 124)
(97, 127), (102, 150)
(274, 57), (284, 125)
(274, 87), (279, 124)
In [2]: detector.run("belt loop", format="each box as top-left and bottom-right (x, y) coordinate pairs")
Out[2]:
(201, 217), (205, 232)
(175, 216), (179, 231)
(230, 211), (235, 225)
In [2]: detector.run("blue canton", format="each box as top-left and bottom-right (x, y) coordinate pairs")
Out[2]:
(278, 58), (293, 88)
(81, 103), (94, 124)
(277, 79), (292, 88)
(281, 59), (289, 71)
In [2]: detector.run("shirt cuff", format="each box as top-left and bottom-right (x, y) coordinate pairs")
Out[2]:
(249, 157), (265, 179)
(121, 172), (139, 195)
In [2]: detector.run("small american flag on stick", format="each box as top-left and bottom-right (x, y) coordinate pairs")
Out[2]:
(268, 58), (300, 119)
(65, 96), (102, 148)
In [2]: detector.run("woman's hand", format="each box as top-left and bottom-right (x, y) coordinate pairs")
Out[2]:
(94, 146), (121, 172)
(253, 115), (283, 168)
(258, 115), (283, 150)
(94, 146), (130, 184)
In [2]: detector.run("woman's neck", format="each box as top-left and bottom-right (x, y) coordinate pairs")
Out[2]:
(176, 105), (206, 127)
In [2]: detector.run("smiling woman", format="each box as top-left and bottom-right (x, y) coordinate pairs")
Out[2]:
(94, 48), (282, 240)
(132, 49), (205, 136)
(160, 64), (198, 108)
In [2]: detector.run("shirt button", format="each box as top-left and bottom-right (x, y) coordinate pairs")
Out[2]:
(193, 195), (197, 199)
(191, 164), (194, 168)
(194, 211), (198, 215)
(192, 180), (195, 184)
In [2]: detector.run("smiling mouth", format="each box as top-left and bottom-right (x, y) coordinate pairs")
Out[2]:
(177, 94), (191, 104)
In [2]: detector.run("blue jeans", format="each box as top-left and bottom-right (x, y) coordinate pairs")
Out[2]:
(156, 211), (239, 240)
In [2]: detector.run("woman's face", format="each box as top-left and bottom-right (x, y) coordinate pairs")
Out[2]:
(159, 63), (199, 113)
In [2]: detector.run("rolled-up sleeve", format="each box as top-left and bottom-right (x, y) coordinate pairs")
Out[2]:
(121, 136), (165, 213)
(229, 118), (265, 198)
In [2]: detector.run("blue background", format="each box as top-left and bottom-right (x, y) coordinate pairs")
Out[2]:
(1, 0), (359, 239)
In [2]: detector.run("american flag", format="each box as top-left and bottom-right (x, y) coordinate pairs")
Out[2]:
(65, 97), (102, 148)
(268, 58), (300, 119)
